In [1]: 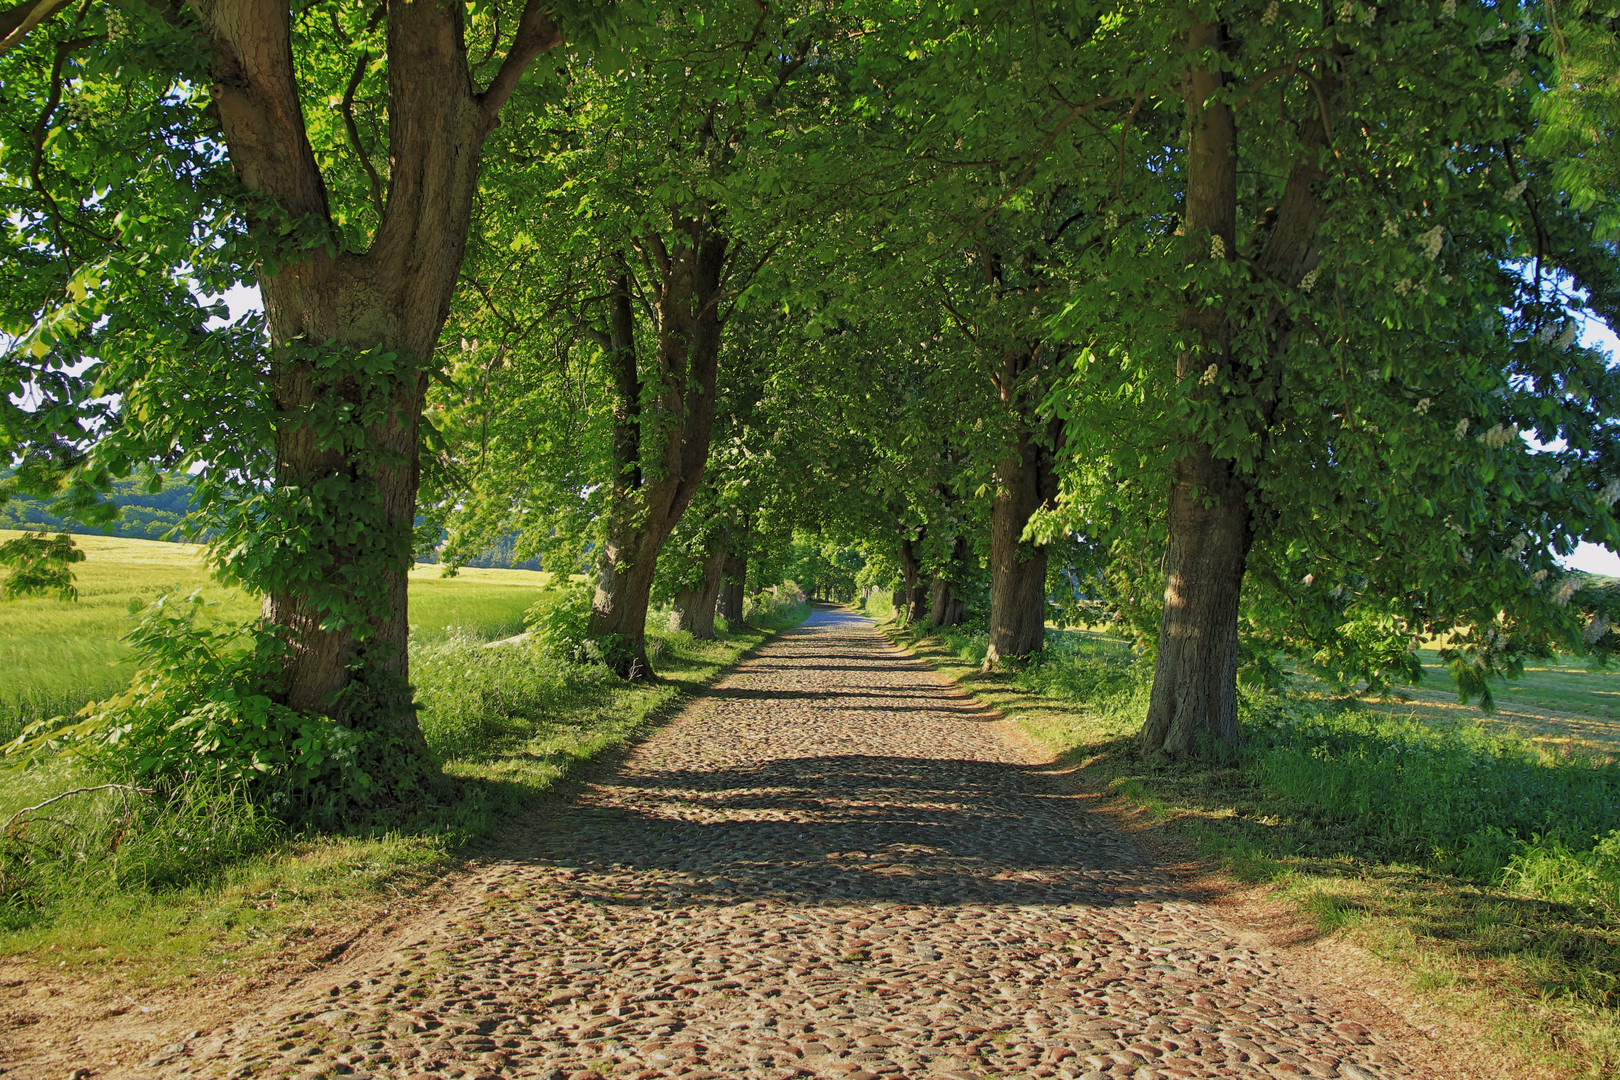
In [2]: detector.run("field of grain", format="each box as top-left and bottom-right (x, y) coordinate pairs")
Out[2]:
(0, 531), (554, 731)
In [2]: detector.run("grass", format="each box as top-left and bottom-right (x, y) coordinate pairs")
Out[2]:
(859, 590), (1620, 1079)
(0, 531), (554, 741)
(0, 535), (809, 991)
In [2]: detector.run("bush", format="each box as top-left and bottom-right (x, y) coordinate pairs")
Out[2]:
(525, 580), (596, 662)
(412, 632), (611, 761)
(6, 593), (382, 821)
(743, 590), (810, 630)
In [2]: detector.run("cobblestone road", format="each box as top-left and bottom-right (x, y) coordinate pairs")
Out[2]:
(171, 609), (1419, 1080)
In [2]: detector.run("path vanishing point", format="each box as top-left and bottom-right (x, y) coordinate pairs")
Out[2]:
(31, 609), (1463, 1080)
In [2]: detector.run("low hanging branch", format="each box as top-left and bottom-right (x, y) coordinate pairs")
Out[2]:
(3, 783), (154, 831)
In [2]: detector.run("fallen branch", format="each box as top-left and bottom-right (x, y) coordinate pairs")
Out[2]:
(4, 783), (154, 830)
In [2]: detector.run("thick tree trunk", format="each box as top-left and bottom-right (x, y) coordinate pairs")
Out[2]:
(588, 223), (728, 676)
(671, 543), (727, 639)
(1138, 446), (1251, 755)
(198, 0), (559, 776)
(896, 534), (928, 625)
(1140, 20), (1245, 757)
(717, 548), (747, 624)
(984, 420), (1061, 667)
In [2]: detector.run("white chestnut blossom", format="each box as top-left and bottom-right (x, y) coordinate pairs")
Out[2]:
(1513, 34), (1529, 61)
(1556, 322), (1578, 350)
(1262, 0), (1279, 25)
(1495, 69), (1523, 89)
(1419, 225), (1445, 259)
(1586, 615), (1609, 646)
(1455, 417), (1471, 439)
(1210, 233), (1226, 259)
(1442, 0), (1457, 17)
(1554, 578), (1580, 606)
(1360, 5), (1377, 25)
(1201, 363), (1220, 386)
(1506, 180), (1528, 201)
(1414, 397), (1432, 414)
(1300, 267), (1320, 292)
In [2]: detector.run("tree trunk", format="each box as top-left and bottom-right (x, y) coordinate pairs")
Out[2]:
(984, 420), (1061, 666)
(896, 534), (929, 626)
(1139, 20), (1245, 757)
(717, 548), (747, 624)
(588, 223), (728, 676)
(928, 575), (964, 628)
(671, 543), (727, 640)
(198, 0), (559, 779)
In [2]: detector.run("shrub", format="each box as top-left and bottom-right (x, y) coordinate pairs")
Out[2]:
(525, 580), (596, 662)
(4, 592), (381, 822)
(412, 632), (611, 761)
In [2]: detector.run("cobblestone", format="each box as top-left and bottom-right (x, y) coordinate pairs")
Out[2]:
(173, 609), (1416, 1079)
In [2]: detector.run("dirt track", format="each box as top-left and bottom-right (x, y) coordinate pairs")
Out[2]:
(16, 608), (1479, 1080)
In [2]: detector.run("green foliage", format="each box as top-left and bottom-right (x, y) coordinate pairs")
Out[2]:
(412, 632), (612, 763)
(0, 531), (84, 601)
(6, 593), (382, 823)
(524, 580), (598, 664)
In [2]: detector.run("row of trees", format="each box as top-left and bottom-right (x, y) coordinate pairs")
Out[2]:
(3, 0), (1619, 809)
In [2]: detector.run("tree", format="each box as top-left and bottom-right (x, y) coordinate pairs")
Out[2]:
(3, 0), (566, 800)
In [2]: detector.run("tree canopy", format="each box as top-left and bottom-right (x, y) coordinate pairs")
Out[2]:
(4, 0), (1618, 813)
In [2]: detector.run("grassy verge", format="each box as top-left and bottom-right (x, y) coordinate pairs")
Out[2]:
(0, 593), (809, 993)
(859, 592), (1620, 1079)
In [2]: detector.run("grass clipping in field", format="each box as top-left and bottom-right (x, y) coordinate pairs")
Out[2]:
(868, 595), (1620, 1078)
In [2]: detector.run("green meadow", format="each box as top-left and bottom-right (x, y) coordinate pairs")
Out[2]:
(0, 530), (554, 737)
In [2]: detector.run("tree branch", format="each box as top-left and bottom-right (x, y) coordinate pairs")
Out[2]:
(341, 52), (386, 216)
(0, 0), (71, 57)
(479, 0), (562, 121)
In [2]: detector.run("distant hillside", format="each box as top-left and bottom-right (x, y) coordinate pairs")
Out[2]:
(0, 474), (197, 542)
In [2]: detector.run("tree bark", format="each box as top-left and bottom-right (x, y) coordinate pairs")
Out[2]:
(985, 418), (1061, 666)
(671, 542), (727, 640)
(1139, 19), (1245, 757)
(587, 222), (728, 676)
(896, 533), (929, 626)
(718, 547), (748, 624)
(195, 0), (559, 767)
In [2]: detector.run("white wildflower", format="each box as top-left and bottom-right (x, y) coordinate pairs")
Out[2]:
(1554, 578), (1580, 606)
(1300, 267), (1320, 293)
(1360, 5), (1377, 26)
(1512, 34), (1529, 61)
(1586, 615), (1610, 645)
(1495, 69), (1523, 90)
(1419, 225), (1445, 259)
(1201, 363), (1220, 386)
(1262, 0), (1279, 25)
(1455, 417), (1471, 439)
(1506, 180), (1528, 201)
(1414, 397), (1432, 414)
(1441, 0), (1456, 17)
(1555, 322), (1578, 350)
